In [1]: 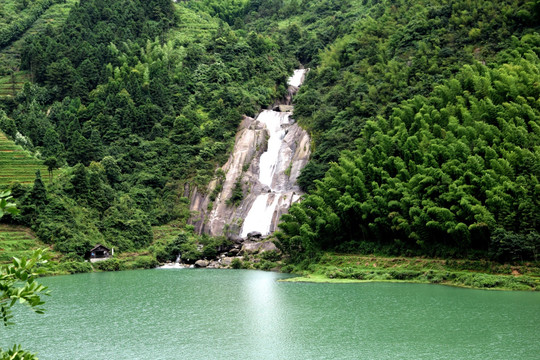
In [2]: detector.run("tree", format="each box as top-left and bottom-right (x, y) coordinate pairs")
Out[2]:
(0, 111), (17, 139)
(43, 157), (59, 181)
(29, 170), (48, 209)
(0, 250), (49, 360)
(0, 191), (19, 219)
(1, 195), (48, 360)
(41, 128), (63, 160)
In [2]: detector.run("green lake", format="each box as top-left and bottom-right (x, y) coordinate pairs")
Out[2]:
(2, 269), (539, 359)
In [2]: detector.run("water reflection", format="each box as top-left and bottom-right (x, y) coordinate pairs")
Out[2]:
(2, 270), (539, 360)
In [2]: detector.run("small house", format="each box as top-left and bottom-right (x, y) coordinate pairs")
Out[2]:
(87, 244), (112, 262)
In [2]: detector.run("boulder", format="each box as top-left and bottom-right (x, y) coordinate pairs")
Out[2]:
(259, 241), (279, 253)
(228, 235), (244, 244)
(221, 257), (234, 267)
(194, 260), (209, 268)
(207, 260), (220, 269)
(241, 241), (262, 254)
(228, 248), (240, 256)
(278, 105), (294, 112)
(247, 231), (262, 239)
(217, 244), (232, 253)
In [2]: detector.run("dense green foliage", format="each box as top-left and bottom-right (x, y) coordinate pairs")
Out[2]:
(0, 0), (539, 265)
(1, 0), (297, 257)
(0, 0), (60, 49)
(0, 249), (48, 360)
(277, 34), (540, 260)
(291, 0), (539, 189)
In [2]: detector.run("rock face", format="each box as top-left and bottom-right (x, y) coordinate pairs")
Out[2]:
(259, 241), (279, 253)
(188, 69), (310, 237)
(241, 241), (263, 254)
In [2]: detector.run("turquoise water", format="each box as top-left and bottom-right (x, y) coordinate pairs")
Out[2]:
(2, 269), (539, 359)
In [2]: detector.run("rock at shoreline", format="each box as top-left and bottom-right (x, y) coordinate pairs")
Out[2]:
(221, 257), (234, 266)
(195, 260), (209, 268)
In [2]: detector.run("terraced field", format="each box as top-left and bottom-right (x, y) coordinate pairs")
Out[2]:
(0, 0), (78, 98)
(0, 131), (51, 186)
(0, 71), (31, 97)
(171, 4), (219, 45)
(0, 224), (53, 263)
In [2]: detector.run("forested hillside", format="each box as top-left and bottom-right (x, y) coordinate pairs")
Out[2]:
(0, 0), (538, 264)
(272, 0), (540, 261)
(0, 0), (297, 257)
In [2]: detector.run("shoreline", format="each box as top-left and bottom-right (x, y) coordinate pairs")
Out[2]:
(279, 253), (540, 291)
(279, 273), (539, 291)
(30, 251), (540, 291)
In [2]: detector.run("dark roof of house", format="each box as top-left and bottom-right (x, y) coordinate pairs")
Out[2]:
(89, 244), (111, 252)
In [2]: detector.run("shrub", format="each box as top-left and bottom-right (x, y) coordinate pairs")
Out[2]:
(256, 260), (277, 271)
(133, 256), (159, 269)
(231, 258), (243, 269)
(260, 250), (281, 262)
(55, 261), (93, 274)
(93, 258), (125, 271)
(490, 229), (540, 262)
(280, 264), (294, 273)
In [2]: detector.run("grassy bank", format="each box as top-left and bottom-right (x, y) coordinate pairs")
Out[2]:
(48, 253), (159, 275)
(281, 253), (540, 291)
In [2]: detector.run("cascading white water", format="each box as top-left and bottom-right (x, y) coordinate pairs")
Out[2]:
(188, 68), (310, 236)
(288, 69), (306, 87)
(158, 254), (184, 269)
(240, 69), (308, 237)
(257, 111), (289, 189)
(240, 194), (279, 237)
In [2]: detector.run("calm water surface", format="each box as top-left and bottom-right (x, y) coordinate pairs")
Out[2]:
(2, 269), (539, 359)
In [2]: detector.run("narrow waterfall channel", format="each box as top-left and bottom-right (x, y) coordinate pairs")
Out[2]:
(188, 69), (309, 237)
(257, 111), (289, 188)
(240, 70), (307, 237)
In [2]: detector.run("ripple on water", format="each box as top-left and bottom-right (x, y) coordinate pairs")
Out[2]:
(2, 270), (539, 360)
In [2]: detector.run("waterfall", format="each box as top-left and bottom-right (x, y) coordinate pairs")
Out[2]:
(239, 69), (308, 237)
(158, 254), (184, 269)
(257, 111), (290, 189)
(189, 68), (310, 237)
(288, 69), (306, 88)
(240, 194), (279, 237)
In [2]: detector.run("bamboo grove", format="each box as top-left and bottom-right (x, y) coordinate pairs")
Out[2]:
(277, 39), (540, 261)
